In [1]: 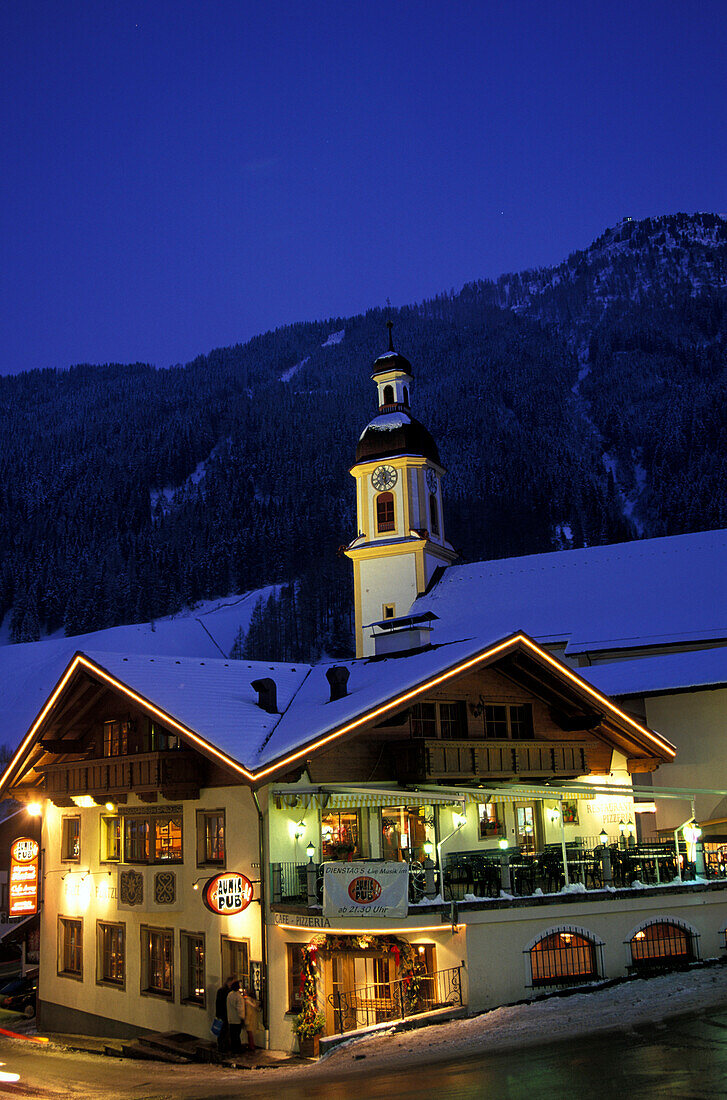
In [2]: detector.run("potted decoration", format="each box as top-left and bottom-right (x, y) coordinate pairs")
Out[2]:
(293, 1009), (325, 1058)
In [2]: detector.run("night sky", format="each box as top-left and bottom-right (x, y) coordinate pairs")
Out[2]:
(2, 1), (726, 375)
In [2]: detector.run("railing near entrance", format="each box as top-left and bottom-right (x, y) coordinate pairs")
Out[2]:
(328, 965), (463, 1035)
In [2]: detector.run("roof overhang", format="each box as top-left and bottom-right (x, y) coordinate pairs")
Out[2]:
(0, 633), (676, 799)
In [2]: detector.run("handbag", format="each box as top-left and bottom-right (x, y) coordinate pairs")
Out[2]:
(210, 1017), (224, 1037)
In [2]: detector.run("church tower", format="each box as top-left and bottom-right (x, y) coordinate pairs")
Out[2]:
(345, 324), (457, 657)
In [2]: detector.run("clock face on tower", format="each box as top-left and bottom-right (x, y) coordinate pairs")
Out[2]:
(426, 468), (438, 494)
(371, 464), (398, 491)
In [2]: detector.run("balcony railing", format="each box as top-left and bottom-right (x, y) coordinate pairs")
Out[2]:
(328, 965), (463, 1034)
(271, 860), (440, 906)
(397, 738), (595, 783)
(39, 750), (202, 801)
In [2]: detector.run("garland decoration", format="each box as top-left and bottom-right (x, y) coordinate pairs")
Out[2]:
(296, 934), (426, 1025)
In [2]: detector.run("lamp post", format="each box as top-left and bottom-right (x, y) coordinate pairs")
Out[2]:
(422, 841), (436, 898)
(306, 842), (317, 906)
(599, 827), (612, 886)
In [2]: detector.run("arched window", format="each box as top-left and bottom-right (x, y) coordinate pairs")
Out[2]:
(382, 384), (394, 406)
(403, 385), (410, 407)
(530, 930), (599, 987)
(630, 921), (695, 970)
(429, 493), (439, 536)
(376, 492), (395, 533)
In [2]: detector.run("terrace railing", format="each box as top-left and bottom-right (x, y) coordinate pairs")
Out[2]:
(328, 965), (463, 1035)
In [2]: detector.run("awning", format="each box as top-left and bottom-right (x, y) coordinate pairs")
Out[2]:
(272, 787), (466, 810)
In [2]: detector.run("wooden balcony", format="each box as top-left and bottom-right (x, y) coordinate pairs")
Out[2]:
(39, 750), (202, 803)
(396, 738), (596, 784)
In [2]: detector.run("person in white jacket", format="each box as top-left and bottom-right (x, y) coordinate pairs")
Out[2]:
(226, 980), (245, 1054)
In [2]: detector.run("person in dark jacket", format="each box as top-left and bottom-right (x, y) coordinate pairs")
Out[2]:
(215, 975), (235, 1052)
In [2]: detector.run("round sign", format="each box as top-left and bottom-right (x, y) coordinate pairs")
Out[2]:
(347, 876), (382, 905)
(202, 872), (253, 915)
(11, 838), (39, 863)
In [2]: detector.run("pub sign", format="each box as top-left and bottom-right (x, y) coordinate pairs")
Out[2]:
(202, 872), (253, 915)
(9, 837), (40, 918)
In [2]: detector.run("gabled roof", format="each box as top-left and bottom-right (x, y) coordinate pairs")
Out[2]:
(0, 632), (675, 797)
(412, 528), (727, 656)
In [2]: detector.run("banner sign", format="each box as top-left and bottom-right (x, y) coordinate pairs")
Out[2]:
(9, 837), (40, 918)
(202, 872), (253, 915)
(323, 861), (408, 918)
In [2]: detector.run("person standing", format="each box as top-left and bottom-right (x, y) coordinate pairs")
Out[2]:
(214, 975), (235, 1053)
(243, 986), (259, 1053)
(227, 980), (245, 1054)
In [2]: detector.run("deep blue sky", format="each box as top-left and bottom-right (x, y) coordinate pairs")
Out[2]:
(1, 1), (726, 375)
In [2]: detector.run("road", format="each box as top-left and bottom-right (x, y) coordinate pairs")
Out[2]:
(2, 1008), (727, 1098)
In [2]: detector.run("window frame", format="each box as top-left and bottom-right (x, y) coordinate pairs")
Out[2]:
(100, 814), (121, 863)
(527, 927), (602, 989)
(196, 809), (226, 868)
(482, 703), (534, 741)
(140, 925), (175, 999)
(628, 919), (698, 971)
(410, 700), (468, 740)
(122, 812), (183, 865)
(375, 491), (396, 533)
(97, 920), (125, 990)
(180, 930), (206, 1007)
(58, 915), (83, 981)
(221, 935), (250, 993)
(61, 815), (81, 863)
(286, 943), (306, 1013)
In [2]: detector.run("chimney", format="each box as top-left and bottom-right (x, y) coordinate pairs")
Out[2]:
(370, 612), (438, 657)
(326, 666), (350, 701)
(251, 678), (278, 714)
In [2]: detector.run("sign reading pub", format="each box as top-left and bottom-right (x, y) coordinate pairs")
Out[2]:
(202, 872), (253, 915)
(9, 837), (40, 918)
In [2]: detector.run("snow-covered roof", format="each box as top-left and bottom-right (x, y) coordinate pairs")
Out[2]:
(359, 411), (412, 438)
(580, 647), (727, 698)
(413, 529), (727, 656)
(0, 631), (674, 793)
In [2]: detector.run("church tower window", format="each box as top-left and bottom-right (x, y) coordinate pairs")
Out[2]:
(376, 492), (395, 533)
(383, 384), (394, 406)
(429, 493), (439, 536)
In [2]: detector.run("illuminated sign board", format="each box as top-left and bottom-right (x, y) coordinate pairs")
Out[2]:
(202, 872), (253, 915)
(9, 837), (39, 918)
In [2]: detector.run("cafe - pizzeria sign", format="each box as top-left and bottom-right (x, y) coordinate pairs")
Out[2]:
(202, 872), (254, 915)
(9, 837), (40, 918)
(323, 861), (409, 918)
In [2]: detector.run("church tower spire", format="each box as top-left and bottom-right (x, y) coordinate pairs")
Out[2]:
(345, 326), (457, 657)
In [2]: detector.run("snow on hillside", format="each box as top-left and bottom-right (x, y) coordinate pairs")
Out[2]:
(280, 356), (310, 382)
(150, 438), (231, 515)
(321, 329), (345, 347)
(0, 587), (275, 754)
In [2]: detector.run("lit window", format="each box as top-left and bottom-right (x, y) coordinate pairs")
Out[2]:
(287, 943), (306, 1012)
(530, 931), (598, 987)
(98, 922), (124, 986)
(478, 803), (502, 839)
(141, 926), (173, 997)
(376, 492), (395, 533)
(61, 816), (81, 862)
(59, 916), (83, 978)
(124, 817), (149, 863)
(122, 813), (183, 864)
(630, 922), (694, 969)
(103, 720), (128, 757)
(321, 811), (361, 860)
(197, 810), (225, 865)
(155, 816), (183, 862)
(101, 816), (121, 862)
(181, 933), (206, 1005)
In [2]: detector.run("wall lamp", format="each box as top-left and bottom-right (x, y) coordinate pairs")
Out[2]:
(192, 877), (207, 891)
(27, 802), (42, 817)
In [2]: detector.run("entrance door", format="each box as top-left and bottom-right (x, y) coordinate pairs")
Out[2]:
(325, 953), (356, 1034)
(325, 952), (394, 1034)
(515, 803), (538, 854)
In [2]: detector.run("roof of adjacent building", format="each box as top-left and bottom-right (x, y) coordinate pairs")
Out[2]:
(580, 646), (727, 698)
(412, 528), (727, 656)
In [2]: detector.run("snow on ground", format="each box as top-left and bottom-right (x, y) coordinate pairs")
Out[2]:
(321, 329), (345, 347)
(315, 964), (727, 1077)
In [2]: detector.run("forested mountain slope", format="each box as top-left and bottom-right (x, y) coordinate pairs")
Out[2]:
(1, 212), (725, 659)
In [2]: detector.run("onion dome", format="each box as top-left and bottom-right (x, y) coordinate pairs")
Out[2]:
(355, 411), (440, 464)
